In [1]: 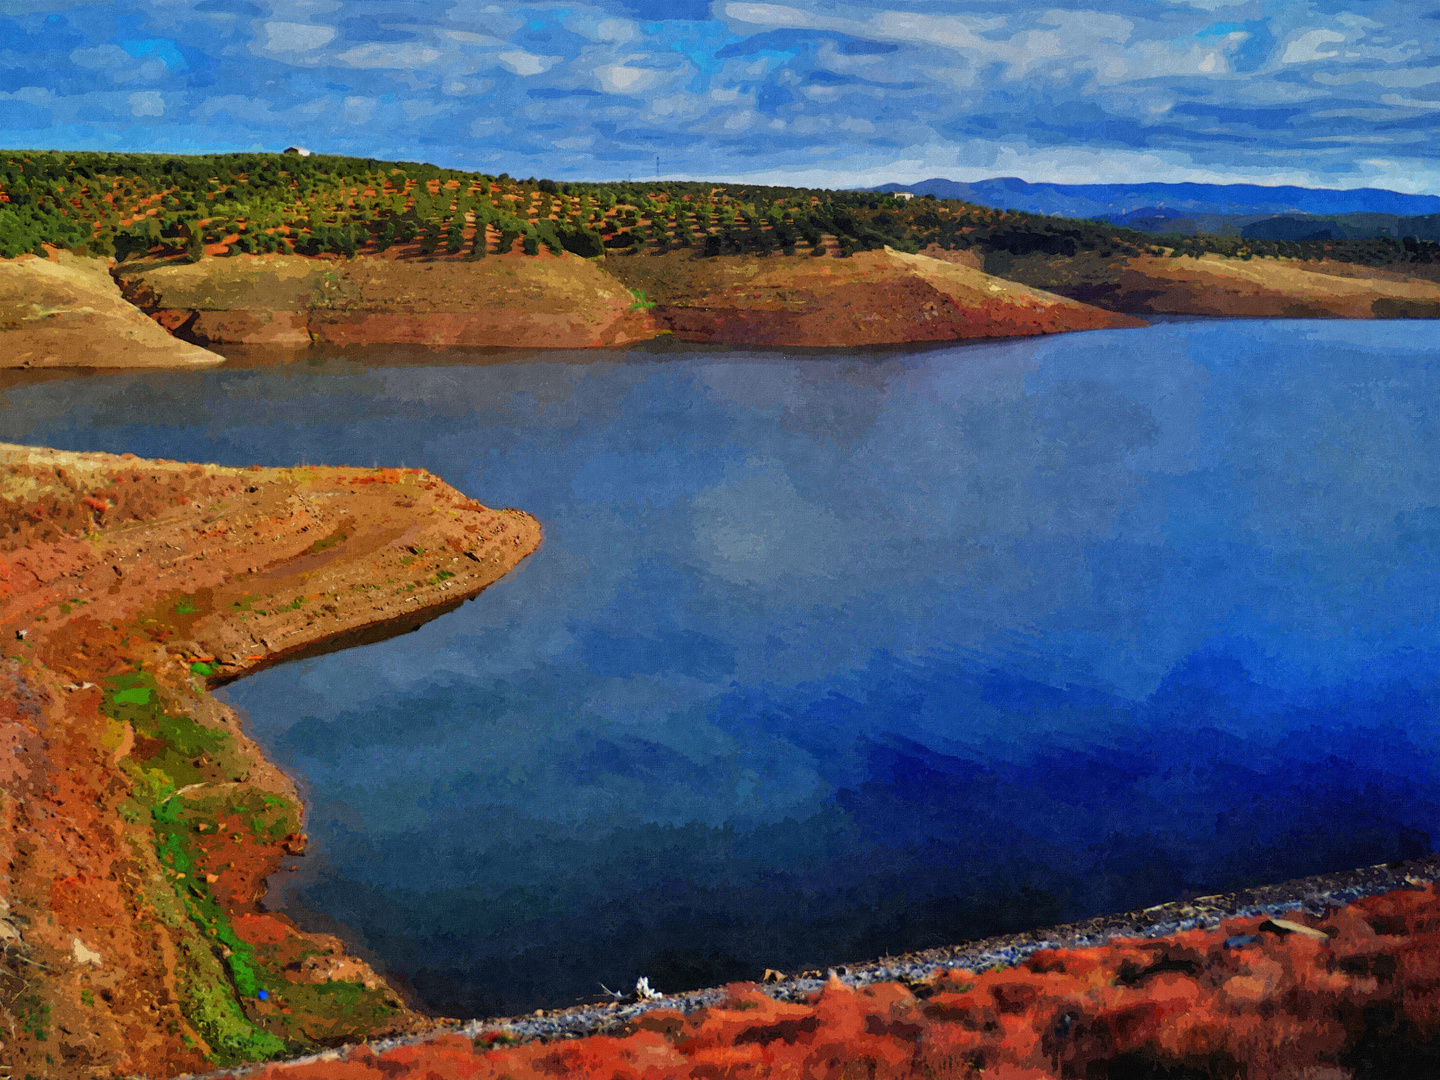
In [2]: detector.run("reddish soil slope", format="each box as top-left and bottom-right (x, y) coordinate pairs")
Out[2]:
(992, 251), (1440, 319)
(608, 248), (1144, 346)
(114, 253), (655, 349)
(114, 248), (1141, 352)
(0, 444), (539, 1076)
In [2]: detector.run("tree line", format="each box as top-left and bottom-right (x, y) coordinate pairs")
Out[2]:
(1, 150), (1435, 271)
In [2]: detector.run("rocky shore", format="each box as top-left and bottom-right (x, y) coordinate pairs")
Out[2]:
(0, 443), (539, 1075)
(221, 860), (1440, 1080)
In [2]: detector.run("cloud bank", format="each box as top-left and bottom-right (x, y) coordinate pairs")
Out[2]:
(0, 0), (1435, 190)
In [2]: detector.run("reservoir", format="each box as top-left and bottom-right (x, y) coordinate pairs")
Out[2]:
(2, 318), (1435, 1019)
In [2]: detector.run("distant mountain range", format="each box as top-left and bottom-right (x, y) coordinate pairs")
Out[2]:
(875, 178), (1440, 220)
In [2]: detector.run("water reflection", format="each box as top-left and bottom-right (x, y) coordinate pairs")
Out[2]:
(1, 320), (1435, 1018)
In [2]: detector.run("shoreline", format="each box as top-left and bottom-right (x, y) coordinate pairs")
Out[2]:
(203, 858), (1440, 1080)
(0, 442), (540, 1074)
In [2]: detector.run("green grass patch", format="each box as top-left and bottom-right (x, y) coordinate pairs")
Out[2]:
(306, 528), (347, 555)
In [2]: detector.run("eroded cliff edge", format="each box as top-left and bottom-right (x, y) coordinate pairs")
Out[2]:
(0, 443), (539, 1074)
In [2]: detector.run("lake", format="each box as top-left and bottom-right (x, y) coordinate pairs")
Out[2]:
(3, 319), (1436, 1019)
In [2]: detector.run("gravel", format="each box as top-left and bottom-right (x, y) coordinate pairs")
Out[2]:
(191, 854), (1440, 1077)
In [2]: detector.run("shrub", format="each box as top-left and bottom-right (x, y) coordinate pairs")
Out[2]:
(560, 227), (604, 258)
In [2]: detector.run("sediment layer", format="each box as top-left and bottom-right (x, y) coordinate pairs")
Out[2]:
(0, 252), (224, 369)
(0, 442), (539, 1075)
(990, 250), (1440, 318)
(112, 248), (1141, 350)
(605, 248), (1144, 345)
(115, 253), (655, 350)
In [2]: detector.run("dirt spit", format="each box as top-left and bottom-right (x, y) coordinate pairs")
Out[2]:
(0, 442), (539, 1076)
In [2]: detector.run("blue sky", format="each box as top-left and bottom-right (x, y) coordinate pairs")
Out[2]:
(2, 0), (1436, 191)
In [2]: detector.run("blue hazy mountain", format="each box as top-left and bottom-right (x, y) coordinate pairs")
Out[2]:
(876, 178), (1440, 219)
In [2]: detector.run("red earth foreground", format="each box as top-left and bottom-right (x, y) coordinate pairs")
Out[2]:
(249, 883), (1440, 1080)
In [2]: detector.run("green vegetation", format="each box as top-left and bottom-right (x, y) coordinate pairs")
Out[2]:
(100, 670), (397, 1062)
(2, 149), (1435, 272)
(103, 671), (288, 1064)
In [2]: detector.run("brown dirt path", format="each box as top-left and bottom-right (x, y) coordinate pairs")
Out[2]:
(0, 443), (539, 1076)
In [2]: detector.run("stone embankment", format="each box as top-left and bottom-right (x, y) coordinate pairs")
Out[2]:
(0, 442), (539, 1075)
(234, 860), (1440, 1080)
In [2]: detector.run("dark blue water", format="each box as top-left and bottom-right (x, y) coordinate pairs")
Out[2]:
(3, 320), (1436, 1018)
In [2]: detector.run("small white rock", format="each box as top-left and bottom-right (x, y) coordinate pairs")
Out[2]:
(72, 937), (103, 967)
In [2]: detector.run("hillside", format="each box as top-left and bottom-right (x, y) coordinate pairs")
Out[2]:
(4, 150), (1438, 291)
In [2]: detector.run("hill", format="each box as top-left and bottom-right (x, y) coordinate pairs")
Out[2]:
(876, 177), (1440, 219)
(3, 150), (1437, 285)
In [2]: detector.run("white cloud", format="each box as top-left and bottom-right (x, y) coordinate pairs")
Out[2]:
(497, 49), (559, 76)
(70, 45), (130, 70)
(128, 90), (164, 117)
(1380, 93), (1440, 111)
(595, 63), (660, 94)
(1281, 29), (1346, 65)
(343, 95), (376, 123)
(263, 22), (337, 53)
(337, 43), (443, 68)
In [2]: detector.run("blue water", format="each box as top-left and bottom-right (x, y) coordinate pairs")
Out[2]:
(2, 320), (1436, 1018)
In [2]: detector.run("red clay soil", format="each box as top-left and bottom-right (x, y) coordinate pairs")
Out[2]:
(0, 443), (539, 1077)
(251, 884), (1440, 1080)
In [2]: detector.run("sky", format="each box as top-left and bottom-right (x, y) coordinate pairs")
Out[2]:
(1, 0), (1436, 191)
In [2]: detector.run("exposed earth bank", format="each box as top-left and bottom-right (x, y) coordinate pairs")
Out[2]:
(603, 248), (1143, 345)
(988, 250), (1440, 319)
(0, 253), (224, 369)
(0, 443), (539, 1076)
(111, 248), (1141, 350)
